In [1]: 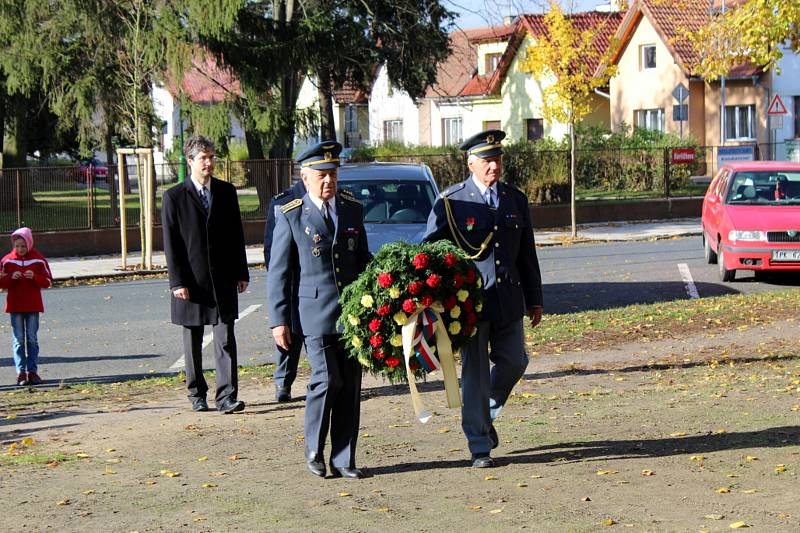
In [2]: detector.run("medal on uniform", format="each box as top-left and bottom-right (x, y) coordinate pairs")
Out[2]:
(312, 233), (321, 243)
(312, 247), (321, 257)
(304, 226), (311, 235)
(347, 237), (356, 251)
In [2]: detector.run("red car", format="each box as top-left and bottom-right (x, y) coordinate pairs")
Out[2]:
(702, 161), (800, 281)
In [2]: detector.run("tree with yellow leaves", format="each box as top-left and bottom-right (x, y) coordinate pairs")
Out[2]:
(689, 0), (799, 79)
(520, 3), (618, 237)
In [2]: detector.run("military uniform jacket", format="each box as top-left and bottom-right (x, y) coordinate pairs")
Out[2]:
(422, 177), (543, 325)
(263, 180), (306, 335)
(162, 177), (249, 326)
(267, 192), (371, 336)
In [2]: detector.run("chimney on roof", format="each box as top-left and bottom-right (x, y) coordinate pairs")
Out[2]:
(503, 15), (515, 26)
(595, 0), (627, 12)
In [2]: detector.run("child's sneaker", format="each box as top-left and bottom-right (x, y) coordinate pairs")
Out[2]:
(16, 372), (28, 386)
(26, 372), (42, 385)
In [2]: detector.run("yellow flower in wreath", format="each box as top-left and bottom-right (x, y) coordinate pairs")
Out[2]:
(360, 294), (374, 308)
(450, 306), (461, 319)
(388, 287), (401, 299)
(456, 289), (469, 302)
(477, 278), (482, 288)
(448, 321), (462, 335)
(348, 314), (360, 326)
(475, 302), (483, 313)
(390, 334), (403, 347)
(393, 311), (408, 326)
(352, 336), (363, 348)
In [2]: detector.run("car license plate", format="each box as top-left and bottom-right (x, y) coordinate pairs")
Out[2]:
(772, 250), (800, 261)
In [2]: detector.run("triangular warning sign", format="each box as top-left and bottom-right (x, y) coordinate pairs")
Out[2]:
(767, 94), (787, 115)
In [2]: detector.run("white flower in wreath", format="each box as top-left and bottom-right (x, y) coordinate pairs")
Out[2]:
(388, 287), (401, 299)
(348, 314), (360, 326)
(390, 334), (403, 347)
(360, 294), (374, 308)
(456, 289), (469, 302)
(448, 321), (461, 335)
(352, 336), (363, 348)
(450, 306), (461, 319)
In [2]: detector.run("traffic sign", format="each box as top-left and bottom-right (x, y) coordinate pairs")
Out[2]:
(672, 83), (689, 103)
(767, 94), (787, 115)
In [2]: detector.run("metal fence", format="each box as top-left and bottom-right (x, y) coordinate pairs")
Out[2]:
(1, 143), (795, 233)
(0, 159), (294, 234)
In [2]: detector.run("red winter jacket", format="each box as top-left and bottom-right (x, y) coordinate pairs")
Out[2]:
(0, 248), (52, 313)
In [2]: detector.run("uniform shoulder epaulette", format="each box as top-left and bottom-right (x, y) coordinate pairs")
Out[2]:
(441, 182), (466, 198)
(340, 191), (362, 204)
(280, 198), (302, 213)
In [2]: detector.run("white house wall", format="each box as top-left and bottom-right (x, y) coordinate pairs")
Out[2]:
(771, 45), (800, 160)
(369, 65), (420, 145)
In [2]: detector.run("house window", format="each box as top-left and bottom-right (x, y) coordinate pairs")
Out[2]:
(483, 120), (501, 131)
(794, 96), (800, 138)
(526, 119), (544, 141)
(641, 45), (656, 70)
(634, 108), (665, 132)
(724, 104), (755, 141)
(442, 117), (463, 146)
(383, 119), (403, 143)
(485, 53), (502, 73)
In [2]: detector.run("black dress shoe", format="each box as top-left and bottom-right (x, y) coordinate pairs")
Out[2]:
(217, 398), (245, 414)
(489, 425), (499, 450)
(190, 398), (209, 412)
(471, 453), (495, 468)
(275, 387), (291, 403)
(306, 452), (326, 477)
(330, 465), (365, 479)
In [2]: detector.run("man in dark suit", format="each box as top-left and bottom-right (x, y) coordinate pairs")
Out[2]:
(162, 135), (250, 414)
(267, 141), (371, 479)
(264, 179), (307, 403)
(423, 129), (543, 468)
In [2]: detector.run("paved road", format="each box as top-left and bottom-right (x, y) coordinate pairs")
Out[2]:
(2, 236), (798, 388)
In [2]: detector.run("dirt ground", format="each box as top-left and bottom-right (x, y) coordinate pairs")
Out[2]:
(1, 320), (799, 532)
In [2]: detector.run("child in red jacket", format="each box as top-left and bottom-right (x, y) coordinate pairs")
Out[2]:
(0, 227), (52, 386)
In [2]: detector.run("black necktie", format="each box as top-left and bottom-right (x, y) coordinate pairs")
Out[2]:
(322, 201), (335, 234)
(199, 186), (209, 211)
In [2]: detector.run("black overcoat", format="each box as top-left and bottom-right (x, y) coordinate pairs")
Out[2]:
(162, 177), (249, 326)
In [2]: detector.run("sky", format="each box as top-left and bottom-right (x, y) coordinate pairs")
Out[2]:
(445, 0), (614, 29)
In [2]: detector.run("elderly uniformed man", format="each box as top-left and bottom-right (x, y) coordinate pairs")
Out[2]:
(264, 179), (307, 403)
(267, 141), (372, 479)
(422, 129), (543, 468)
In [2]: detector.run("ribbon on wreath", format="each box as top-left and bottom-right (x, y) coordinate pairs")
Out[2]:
(401, 301), (462, 423)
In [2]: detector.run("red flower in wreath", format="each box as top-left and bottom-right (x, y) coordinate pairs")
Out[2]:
(420, 294), (434, 308)
(466, 312), (478, 325)
(376, 303), (391, 316)
(464, 324), (474, 337)
(377, 272), (393, 288)
(408, 281), (423, 295)
(372, 348), (385, 360)
(443, 294), (457, 310)
(426, 274), (442, 289)
(412, 253), (430, 270)
(466, 217), (476, 231)
(368, 318), (382, 332)
(465, 268), (477, 284)
(402, 299), (417, 313)
(444, 252), (458, 267)
(453, 273), (463, 289)
(369, 334), (383, 347)
(386, 357), (401, 368)
(463, 299), (473, 312)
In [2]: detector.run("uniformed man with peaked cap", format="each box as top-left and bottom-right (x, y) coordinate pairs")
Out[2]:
(267, 140), (372, 479)
(422, 129), (543, 468)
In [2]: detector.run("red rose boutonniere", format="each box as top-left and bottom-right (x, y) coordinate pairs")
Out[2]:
(466, 217), (476, 231)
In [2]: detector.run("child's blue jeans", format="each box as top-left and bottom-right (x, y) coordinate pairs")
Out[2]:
(10, 312), (40, 373)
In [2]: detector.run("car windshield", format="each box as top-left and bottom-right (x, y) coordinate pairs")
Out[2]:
(339, 179), (435, 223)
(725, 170), (800, 205)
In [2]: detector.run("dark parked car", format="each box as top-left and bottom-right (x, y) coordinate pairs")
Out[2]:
(337, 162), (440, 253)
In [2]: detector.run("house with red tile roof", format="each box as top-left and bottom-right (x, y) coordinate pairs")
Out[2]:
(599, 0), (770, 152)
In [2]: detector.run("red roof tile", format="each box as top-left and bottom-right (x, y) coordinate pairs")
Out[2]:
(465, 24), (517, 44)
(426, 29), (479, 98)
(332, 81), (369, 105)
(172, 56), (241, 104)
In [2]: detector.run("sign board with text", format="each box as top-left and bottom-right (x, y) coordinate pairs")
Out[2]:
(717, 145), (754, 169)
(671, 147), (696, 164)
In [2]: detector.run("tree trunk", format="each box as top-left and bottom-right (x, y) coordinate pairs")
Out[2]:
(317, 71), (336, 142)
(570, 120), (577, 238)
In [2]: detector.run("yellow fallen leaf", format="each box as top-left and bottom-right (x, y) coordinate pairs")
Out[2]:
(5, 414), (17, 420)
(690, 456), (705, 462)
(21, 437), (34, 446)
(75, 452), (90, 458)
(105, 448), (116, 453)
(103, 468), (116, 475)
(713, 429), (727, 434)
(596, 470), (618, 475)
(741, 489), (758, 494)
(437, 428), (450, 433)
(82, 490), (95, 495)
(56, 499), (70, 506)
(339, 492), (351, 497)
(601, 518), (616, 526)
(144, 480), (157, 485)
(193, 517), (207, 522)
(201, 483), (217, 488)
(670, 432), (687, 437)
(775, 465), (786, 473)
(361, 433), (372, 438)
(228, 454), (240, 461)
(376, 507), (390, 513)
(197, 456), (209, 462)
(705, 514), (724, 520)
(716, 487), (731, 493)
(745, 456), (758, 462)
(489, 509), (503, 514)
(447, 448), (461, 453)
(727, 474), (740, 478)
(517, 482), (528, 487)
(729, 521), (749, 529)
(641, 470), (655, 476)
(160, 470), (181, 478)
(484, 475), (497, 481)
(465, 505), (482, 510)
